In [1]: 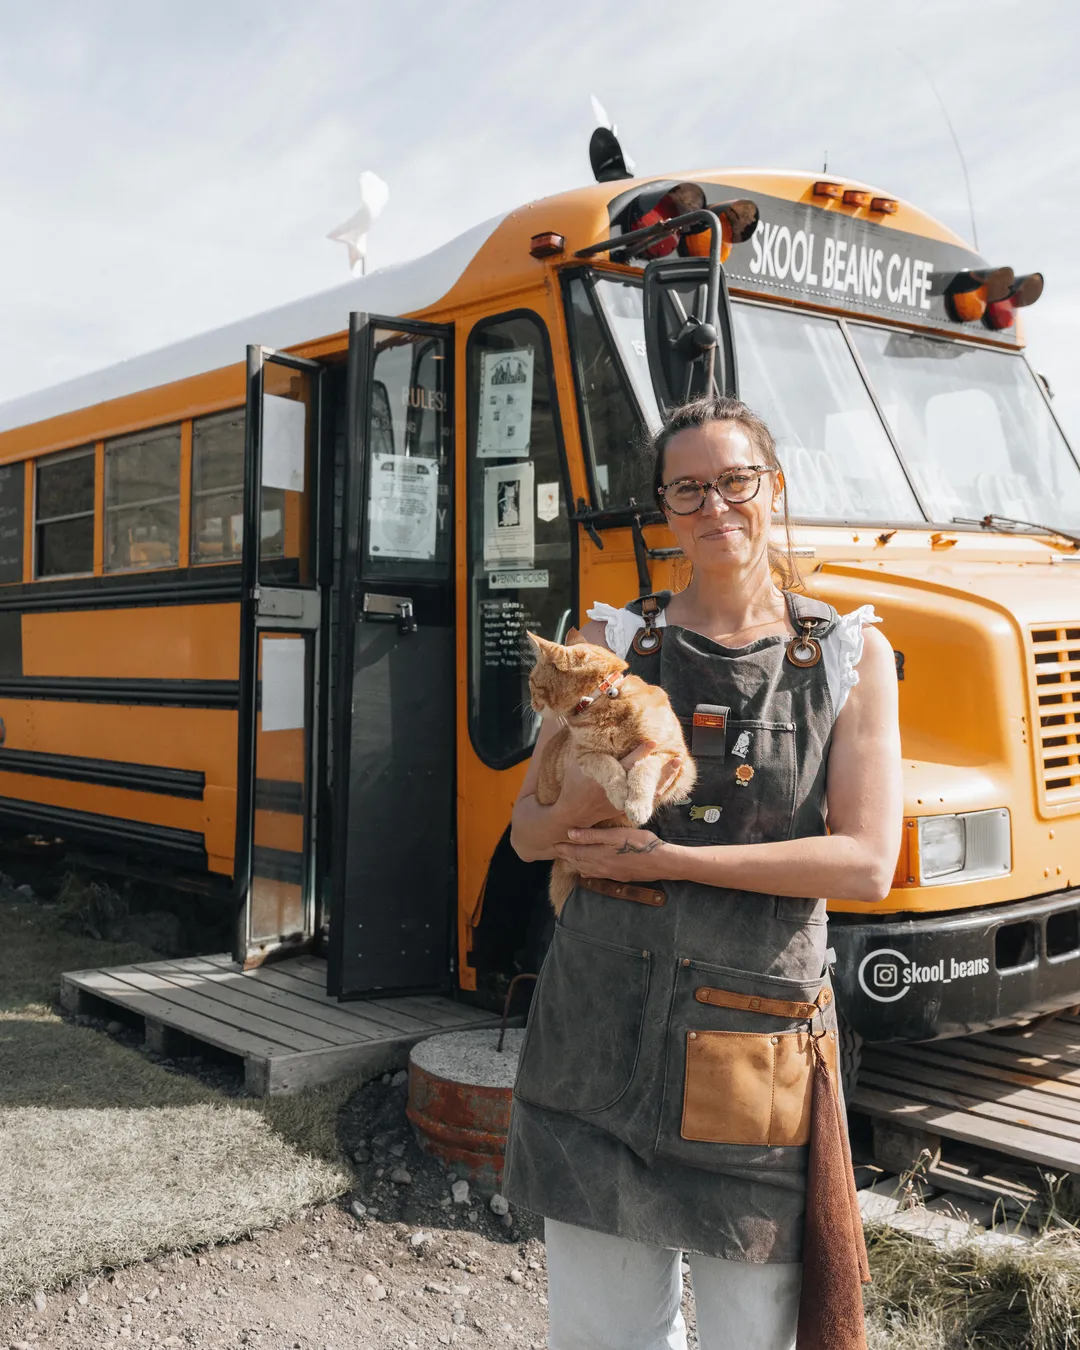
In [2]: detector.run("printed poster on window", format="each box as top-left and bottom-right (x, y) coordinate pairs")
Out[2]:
(483, 461), (535, 567)
(477, 347), (534, 457)
(367, 453), (439, 561)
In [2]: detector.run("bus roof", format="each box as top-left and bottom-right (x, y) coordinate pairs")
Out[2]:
(0, 168), (999, 441)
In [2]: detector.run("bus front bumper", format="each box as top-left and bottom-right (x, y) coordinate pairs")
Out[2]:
(829, 888), (1080, 1042)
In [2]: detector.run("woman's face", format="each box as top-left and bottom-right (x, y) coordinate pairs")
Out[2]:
(659, 420), (783, 573)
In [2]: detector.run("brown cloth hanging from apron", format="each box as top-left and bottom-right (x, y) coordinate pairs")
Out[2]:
(698, 984), (870, 1349)
(797, 1028), (871, 1350)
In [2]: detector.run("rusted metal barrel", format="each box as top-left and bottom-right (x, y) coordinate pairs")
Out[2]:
(406, 1027), (524, 1191)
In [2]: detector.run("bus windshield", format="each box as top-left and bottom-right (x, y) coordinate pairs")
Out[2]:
(578, 273), (1080, 528)
(848, 325), (1080, 529)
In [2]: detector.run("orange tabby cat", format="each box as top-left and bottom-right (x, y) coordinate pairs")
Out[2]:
(528, 630), (696, 915)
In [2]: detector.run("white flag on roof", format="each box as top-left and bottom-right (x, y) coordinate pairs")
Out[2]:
(328, 170), (390, 274)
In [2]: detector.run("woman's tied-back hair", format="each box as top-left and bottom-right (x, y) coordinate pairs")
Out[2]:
(647, 395), (801, 591)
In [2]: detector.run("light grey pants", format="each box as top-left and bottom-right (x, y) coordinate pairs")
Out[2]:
(545, 1219), (801, 1350)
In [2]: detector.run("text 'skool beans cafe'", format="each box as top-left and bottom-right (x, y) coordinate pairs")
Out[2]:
(0, 138), (1075, 1078)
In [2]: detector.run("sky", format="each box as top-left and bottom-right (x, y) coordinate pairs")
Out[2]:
(1, 0), (1078, 436)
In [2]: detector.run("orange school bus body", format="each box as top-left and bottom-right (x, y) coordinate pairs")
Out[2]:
(0, 168), (1077, 1040)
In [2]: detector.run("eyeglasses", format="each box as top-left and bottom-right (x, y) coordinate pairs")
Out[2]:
(658, 466), (775, 515)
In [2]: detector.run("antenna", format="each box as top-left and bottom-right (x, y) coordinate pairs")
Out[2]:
(823, 150), (828, 174)
(899, 48), (979, 251)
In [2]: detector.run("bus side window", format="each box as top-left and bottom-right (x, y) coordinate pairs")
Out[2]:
(191, 409), (286, 565)
(466, 312), (574, 768)
(35, 446), (95, 578)
(104, 424), (182, 572)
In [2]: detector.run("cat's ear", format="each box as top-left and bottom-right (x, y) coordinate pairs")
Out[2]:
(564, 626), (586, 646)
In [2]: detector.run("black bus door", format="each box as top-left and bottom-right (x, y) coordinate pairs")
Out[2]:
(328, 313), (456, 998)
(234, 347), (328, 968)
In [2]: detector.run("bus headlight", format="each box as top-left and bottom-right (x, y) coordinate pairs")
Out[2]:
(917, 810), (1012, 885)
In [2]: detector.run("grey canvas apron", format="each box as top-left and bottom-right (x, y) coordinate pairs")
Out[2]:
(503, 591), (847, 1266)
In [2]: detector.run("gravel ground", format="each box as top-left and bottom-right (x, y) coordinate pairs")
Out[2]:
(0, 1069), (701, 1349)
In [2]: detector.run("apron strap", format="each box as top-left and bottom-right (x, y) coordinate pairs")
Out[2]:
(784, 591), (839, 637)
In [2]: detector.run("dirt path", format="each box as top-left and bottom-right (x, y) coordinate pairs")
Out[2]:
(0, 1202), (555, 1350)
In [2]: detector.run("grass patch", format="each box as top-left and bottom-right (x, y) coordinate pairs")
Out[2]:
(0, 896), (352, 1302)
(864, 1221), (1080, 1349)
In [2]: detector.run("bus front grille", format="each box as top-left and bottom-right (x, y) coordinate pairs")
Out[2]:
(1030, 624), (1080, 810)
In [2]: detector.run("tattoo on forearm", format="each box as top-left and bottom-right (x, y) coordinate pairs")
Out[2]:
(615, 840), (660, 855)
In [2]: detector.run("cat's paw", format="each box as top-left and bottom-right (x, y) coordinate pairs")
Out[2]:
(624, 794), (653, 827)
(604, 780), (628, 811)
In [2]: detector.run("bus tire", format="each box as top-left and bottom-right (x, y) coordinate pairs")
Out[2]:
(838, 1010), (863, 1102)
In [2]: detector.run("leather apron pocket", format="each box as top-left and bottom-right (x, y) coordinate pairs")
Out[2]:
(514, 924), (651, 1116)
(660, 719), (797, 846)
(655, 957), (837, 1171)
(682, 1028), (837, 1146)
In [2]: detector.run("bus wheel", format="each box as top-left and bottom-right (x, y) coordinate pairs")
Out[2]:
(838, 1010), (863, 1102)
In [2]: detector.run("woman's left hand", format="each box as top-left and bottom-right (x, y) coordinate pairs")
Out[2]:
(553, 827), (678, 881)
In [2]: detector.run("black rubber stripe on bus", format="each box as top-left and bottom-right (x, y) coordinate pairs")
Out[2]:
(0, 796), (207, 866)
(252, 845), (304, 885)
(0, 749), (205, 799)
(0, 678), (239, 708)
(254, 779), (304, 814)
(0, 557), (300, 614)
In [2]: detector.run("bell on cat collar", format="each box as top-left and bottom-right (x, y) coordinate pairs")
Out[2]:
(573, 670), (626, 714)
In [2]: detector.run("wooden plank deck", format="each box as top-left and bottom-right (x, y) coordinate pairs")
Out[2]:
(60, 952), (503, 1095)
(852, 1015), (1080, 1174)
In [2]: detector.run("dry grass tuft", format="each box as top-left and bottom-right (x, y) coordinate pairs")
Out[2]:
(0, 899), (351, 1302)
(0, 1102), (345, 1301)
(864, 1220), (1080, 1349)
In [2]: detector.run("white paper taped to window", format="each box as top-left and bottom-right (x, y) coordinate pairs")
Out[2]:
(367, 453), (439, 560)
(262, 394), (306, 492)
(483, 461), (535, 566)
(477, 348), (533, 457)
(262, 637), (306, 732)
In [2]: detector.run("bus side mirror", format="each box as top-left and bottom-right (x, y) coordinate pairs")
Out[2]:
(642, 255), (738, 417)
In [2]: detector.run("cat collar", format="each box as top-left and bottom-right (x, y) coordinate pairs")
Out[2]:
(573, 671), (625, 714)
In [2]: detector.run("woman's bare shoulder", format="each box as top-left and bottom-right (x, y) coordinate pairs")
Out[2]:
(577, 618), (612, 650)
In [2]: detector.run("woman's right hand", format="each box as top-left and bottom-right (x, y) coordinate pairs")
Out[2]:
(554, 741), (659, 828)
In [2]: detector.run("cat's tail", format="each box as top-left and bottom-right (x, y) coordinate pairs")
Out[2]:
(548, 859), (578, 916)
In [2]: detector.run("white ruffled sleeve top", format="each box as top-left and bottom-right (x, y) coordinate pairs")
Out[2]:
(585, 600), (881, 720)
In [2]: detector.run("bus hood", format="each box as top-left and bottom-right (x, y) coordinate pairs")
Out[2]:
(812, 556), (1080, 628)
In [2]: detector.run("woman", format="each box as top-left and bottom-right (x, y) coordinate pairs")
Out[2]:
(503, 397), (902, 1350)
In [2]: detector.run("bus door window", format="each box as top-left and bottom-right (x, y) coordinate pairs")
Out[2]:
(566, 275), (652, 508)
(104, 424), (182, 572)
(34, 446), (95, 578)
(192, 409), (285, 565)
(731, 304), (924, 524)
(363, 332), (452, 580)
(466, 313), (574, 768)
(849, 326), (1080, 529)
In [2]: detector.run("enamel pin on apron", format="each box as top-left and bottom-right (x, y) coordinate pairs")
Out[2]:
(735, 764), (755, 787)
(689, 805), (722, 822)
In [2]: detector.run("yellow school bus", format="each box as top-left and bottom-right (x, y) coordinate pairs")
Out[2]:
(0, 148), (1075, 1058)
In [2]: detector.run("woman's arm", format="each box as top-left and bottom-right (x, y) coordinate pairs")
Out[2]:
(554, 626), (902, 902)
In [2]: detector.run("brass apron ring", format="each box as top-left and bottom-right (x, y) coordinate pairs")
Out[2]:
(786, 619), (823, 668)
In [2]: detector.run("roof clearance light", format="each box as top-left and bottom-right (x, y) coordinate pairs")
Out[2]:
(985, 271), (1044, 330)
(530, 232), (566, 259)
(870, 196), (899, 214)
(813, 181), (843, 199)
(945, 266), (1014, 324)
(682, 198), (760, 264)
(842, 189), (872, 208)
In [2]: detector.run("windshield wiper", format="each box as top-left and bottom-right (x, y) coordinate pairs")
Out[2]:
(953, 513), (1080, 548)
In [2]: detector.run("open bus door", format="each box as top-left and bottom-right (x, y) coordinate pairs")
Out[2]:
(328, 313), (455, 999)
(234, 347), (328, 968)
